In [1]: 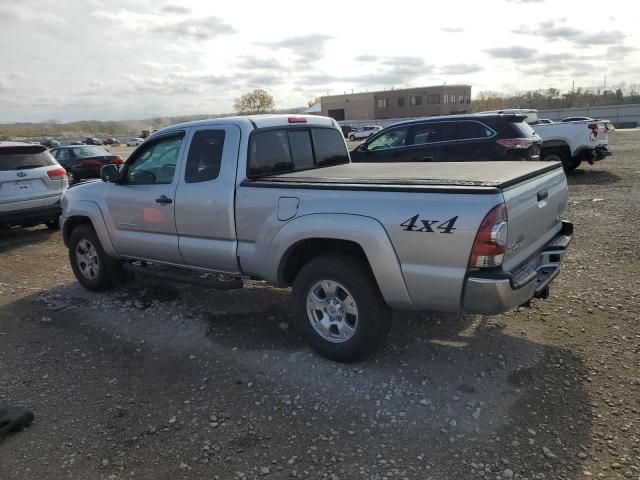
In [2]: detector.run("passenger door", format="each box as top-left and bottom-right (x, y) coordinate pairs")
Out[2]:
(105, 132), (186, 263)
(359, 126), (411, 162)
(405, 122), (458, 162)
(174, 125), (241, 273)
(454, 120), (496, 161)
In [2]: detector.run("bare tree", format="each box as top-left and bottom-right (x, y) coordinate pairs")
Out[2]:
(234, 89), (275, 115)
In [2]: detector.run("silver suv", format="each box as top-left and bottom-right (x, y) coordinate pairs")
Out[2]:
(0, 142), (68, 229)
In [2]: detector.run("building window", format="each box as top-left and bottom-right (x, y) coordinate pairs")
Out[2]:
(443, 94), (449, 104)
(377, 98), (389, 108)
(410, 95), (422, 106)
(427, 94), (440, 104)
(398, 97), (405, 107)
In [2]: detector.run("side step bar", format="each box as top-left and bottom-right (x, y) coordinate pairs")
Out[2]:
(123, 262), (243, 291)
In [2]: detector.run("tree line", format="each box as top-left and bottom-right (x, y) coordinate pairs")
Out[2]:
(472, 83), (640, 112)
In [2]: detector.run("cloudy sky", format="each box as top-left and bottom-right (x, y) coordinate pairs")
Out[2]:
(1, 0), (638, 122)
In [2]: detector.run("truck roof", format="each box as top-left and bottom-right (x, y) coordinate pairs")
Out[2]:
(152, 114), (338, 137)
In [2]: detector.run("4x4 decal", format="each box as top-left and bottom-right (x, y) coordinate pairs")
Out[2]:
(400, 215), (458, 234)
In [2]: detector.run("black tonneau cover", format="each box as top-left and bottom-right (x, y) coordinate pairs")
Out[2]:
(249, 162), (562, 191)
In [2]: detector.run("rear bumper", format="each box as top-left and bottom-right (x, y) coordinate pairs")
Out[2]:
(463, 221), (573, 315)
(0, 202), (61, 226)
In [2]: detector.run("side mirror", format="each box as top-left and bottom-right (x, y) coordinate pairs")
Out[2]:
(359, 142), (368, 152)
(100, 164), (120, 183)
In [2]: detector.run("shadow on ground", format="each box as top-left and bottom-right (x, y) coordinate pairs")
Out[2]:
(567, 168), (621, 185)
(0, 226), (54, 254)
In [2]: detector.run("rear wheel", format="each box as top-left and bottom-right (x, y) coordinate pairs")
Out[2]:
(292, 255), (392, 362)
(541, 147), (579, 171)
(349, 135), (356, 141)
(68, 224), (123, 291)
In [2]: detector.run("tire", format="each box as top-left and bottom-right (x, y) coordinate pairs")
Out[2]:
(68, 224), (121, 291)
(45, 219), (60, 230)
(349, 135), (356, 141)
(67, 170), (77, 184)
(292, 255), (392, 362)
(541, 147), (578, 171)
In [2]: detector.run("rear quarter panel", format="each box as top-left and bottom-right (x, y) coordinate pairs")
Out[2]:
(235, 185), (502, 311)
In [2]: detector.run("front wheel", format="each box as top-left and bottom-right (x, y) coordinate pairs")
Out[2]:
(292, 255), (392, 362)
(68, 224), (119, 291)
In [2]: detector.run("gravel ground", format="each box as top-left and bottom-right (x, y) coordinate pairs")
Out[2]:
(1, 131), (639, 480)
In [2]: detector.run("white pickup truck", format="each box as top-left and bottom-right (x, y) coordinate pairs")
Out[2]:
(485, 109), (612, 171)
(60, 115), (573, 362)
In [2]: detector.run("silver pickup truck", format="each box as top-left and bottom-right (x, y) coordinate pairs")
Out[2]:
(60, 115), (572, 362)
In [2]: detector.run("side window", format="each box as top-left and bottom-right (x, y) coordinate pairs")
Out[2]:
(410, 123), (457, 145)
(126, 135), (183, 185)
(367, 127), (409, 151)
(185, 129), (225, 183)
(311, 128), (349, 166)
(57, 149), (70, 164)
(457, 121), (494, 140)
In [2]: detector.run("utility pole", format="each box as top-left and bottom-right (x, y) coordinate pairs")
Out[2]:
(602, 75), (607, 106)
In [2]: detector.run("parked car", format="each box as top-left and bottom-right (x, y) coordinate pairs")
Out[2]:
(126, 138), (144, 147)
(49, 145), (123, 183)
(485, 109), (613, 171)
(41, 139), (60, 148)
(350, 113), (542, 163)
(560, 116), (595, 123)
(83, 137), (102, 145)
(0, 142), (68, 229)
(102, 138), (119, 145)
(348, 125), (382, 141)
(61, 114), (572, 362)
(536, 119), (554, 125)
(340, 125), (358, 138)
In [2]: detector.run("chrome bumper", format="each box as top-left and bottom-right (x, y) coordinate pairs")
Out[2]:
(463, 221), (573, 315)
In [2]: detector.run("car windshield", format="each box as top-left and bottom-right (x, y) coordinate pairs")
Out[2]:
(71, 146), (109, 158)
(0, 146), (56, 171)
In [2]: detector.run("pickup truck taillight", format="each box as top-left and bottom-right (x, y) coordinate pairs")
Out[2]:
(496, 138), (534, 149)
(588, 123), (598, 137)
(469, 203), (508, 268)
(47, 168), (68, 180)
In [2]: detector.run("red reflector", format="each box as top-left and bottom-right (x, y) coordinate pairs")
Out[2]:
(288, 117), (307, 123)
(110, 156), (123, 164)
(47, 168), (67, 180)
(588, 123), (598, 137)
(496, 138), (534, 149)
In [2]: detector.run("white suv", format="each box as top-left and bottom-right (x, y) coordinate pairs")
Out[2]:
(348, 125), (383, 141)
(0, 142), (68, 229)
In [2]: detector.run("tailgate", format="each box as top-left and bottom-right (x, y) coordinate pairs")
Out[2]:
(0, 167), (63, 205)
(501, 167), (568, 272)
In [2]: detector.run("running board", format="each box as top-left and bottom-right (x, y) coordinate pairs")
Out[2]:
(123, 262), (243, 290)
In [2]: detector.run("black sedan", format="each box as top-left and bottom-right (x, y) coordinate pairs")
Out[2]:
(49, 145), (122, 183)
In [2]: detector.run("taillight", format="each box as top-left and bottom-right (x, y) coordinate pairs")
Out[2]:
(80, 159), (101, 167)
(110, 156), (123, 164)
(469, 203), (508, 268)
(496, 138), (534, 149)
(47, 168), (68, 180)
(588, 123), (598, 137)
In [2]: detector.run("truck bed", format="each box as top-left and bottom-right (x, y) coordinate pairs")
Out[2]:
(246, 162), (562, 192)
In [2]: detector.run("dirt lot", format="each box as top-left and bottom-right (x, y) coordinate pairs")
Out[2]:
(1, 131), (639, 480)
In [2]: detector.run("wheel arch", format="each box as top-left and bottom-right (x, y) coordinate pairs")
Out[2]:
(270, 214), (414, 310)
(61, 200), (118, 257)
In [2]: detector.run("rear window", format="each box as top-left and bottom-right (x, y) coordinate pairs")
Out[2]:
(71, 146), (109, 158)
(0, 146), (56, 171)
(248, 127), (348, 177)
(511, 121), (537, 137)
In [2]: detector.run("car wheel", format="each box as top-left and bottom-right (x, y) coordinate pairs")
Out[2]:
(541, 148), (576, 171)
(349, 135), (356, 141)
(292, 255), (392, 362)
(67, 170), (77, 184)
(68, 224), (120, 291)
(45, 219), (60, 230)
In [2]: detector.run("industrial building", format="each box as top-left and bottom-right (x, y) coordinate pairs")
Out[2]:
(320, 85), (471, 121)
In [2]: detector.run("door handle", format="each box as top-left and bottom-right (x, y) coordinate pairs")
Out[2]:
(155, 195), (173, 204)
